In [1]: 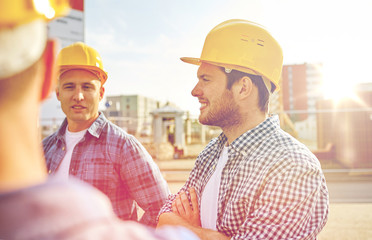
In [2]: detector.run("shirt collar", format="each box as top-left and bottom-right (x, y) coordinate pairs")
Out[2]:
(87, 112), (108, 138)
(56, 112), (108, 140)
(217, 115), (280, 156)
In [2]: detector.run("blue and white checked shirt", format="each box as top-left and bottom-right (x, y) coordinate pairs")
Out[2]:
(43, 113), (170, 227)
(159, 115), (329, 239)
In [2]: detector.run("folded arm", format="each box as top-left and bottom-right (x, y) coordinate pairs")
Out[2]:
(158, 187), (230, 240)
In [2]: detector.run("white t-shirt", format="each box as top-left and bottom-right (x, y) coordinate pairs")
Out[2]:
(200, 146), (229, 230)
(54, 127), (87, 181)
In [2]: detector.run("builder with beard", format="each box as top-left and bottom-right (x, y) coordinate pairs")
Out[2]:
(157, 19), (329, 240)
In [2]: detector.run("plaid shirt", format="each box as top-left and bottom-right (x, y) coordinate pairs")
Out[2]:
(159, 115), (329, 239)
(43, 113), (170, 227)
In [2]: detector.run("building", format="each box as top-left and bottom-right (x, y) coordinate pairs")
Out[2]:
(280, 63), (324, 146)
(104, 95), (161, 136)
(281, 63), (324, 120)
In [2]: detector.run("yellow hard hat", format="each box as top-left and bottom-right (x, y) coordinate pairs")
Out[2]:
(57, 42), (108, 85)
(181, 19), (283, 92)
(0, 0), (70, 79)
(0, 0), (70, 27)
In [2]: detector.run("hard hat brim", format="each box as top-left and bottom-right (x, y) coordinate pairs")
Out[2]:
(180, 57), (279, 92)
(181, 57), (259, 75)
(59, 65), (108, 85)
(180, 57), (201, 66)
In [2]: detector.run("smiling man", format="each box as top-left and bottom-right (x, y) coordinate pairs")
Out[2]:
(43, 42), (170, 227)
(157, 19), (329, 240)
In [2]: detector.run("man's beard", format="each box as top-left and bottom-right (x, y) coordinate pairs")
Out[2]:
(199, 90), (241, 128)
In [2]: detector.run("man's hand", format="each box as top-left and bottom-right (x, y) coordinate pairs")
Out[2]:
(158, 187), (230, 240)
(172, 187), (201, 227)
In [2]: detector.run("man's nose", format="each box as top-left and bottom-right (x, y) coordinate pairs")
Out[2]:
(72, 88), (84, 101)
(191, 82), (202, 97)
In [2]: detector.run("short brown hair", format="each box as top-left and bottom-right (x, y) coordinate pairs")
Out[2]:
(220, 67), (270, 113)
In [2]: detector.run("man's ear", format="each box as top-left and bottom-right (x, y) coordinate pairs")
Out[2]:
(55, 86), (60, 101)
(99, 86), (105, 101)
(238, 76), (253, 99)
(40, 39), (58, 101)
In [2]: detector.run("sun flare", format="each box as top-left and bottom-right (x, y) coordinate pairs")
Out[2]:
(322, 63), (356, 101)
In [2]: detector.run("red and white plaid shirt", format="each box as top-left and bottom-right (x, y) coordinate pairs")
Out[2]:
(43, 113), (170, 227)
(159, 115), (329, 239)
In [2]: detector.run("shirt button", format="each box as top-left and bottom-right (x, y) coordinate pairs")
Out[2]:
(62, 146), (65, 151)
(48, 170), (52, 174)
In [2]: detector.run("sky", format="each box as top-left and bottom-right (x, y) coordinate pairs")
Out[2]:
(41, 0), (372, 120)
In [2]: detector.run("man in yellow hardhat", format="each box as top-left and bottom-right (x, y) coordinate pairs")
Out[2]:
(42, 41), (170, 226)
(0, 1), (197, 239)
(157, 19), (329, 239)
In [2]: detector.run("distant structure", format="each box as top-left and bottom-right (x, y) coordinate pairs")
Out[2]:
(281, 63), (324, 120)
(280, 63), (324, 147)
(104, 95), (161, 136)
(47, 0), (85, 48)
(150, 104), (185, 158)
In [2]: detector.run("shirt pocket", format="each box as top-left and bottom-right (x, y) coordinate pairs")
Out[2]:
(81, 153), (118, 194)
